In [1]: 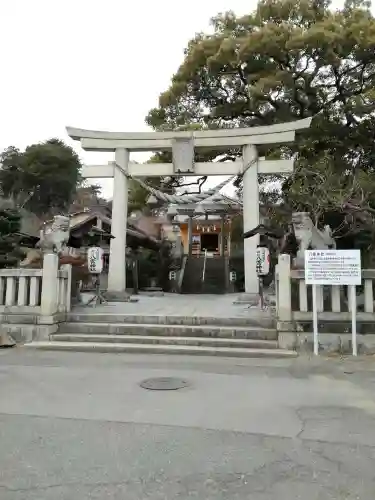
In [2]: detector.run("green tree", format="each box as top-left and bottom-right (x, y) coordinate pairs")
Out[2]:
(127, 154), (186, 215)
(0, 208), (23, 268)
(69, 184), (107, 213)
(146, 0), (375, 244)
(0, 139), (82, 217)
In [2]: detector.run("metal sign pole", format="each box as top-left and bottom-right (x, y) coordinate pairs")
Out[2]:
(312, 284), (319, 355)
(86, 274), (108, 307)
(259, 276), (264, 309)
(350, 285), (357, 356)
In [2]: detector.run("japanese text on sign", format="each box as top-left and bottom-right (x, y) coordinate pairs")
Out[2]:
(87, 247), (104, 274)
(256, 247), (270, 276)
(305, 249), (361, 285)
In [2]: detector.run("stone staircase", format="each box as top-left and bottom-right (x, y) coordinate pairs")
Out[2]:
(202, 257), (226, 294)
(180, 257), (204, 294)
(181, 256), (227, 294)
(25, 312), (297, 358)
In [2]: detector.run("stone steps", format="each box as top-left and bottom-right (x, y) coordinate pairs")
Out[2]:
(24, 340), (297, 358)
(50, 334), (278, 349)
(58, 322), (278, 340)
(29, 309), (294, 359)
(66, 313), (275, 329)
(180, 257), (227, 294)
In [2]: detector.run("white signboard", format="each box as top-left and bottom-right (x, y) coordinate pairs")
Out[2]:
(305, 249), (361, 286)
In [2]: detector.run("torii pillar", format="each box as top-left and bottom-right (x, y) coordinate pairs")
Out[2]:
(108, 148), (129, 293)
(242, 144), (259, 295)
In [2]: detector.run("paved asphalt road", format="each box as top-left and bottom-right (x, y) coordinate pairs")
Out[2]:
(1, 349), (375, 499)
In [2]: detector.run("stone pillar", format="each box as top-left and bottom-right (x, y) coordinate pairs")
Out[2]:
(40, 252), (59, 318)
(276, 254), (296, 349)
(60, 264), (72, 312)
(242, 144), (259, 294)
(187, 216), (193, 256)
(277, 254), (292, 322)
(108, 148), (129, 293)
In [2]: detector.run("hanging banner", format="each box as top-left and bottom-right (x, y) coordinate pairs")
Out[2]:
(87, 247), (104, 274)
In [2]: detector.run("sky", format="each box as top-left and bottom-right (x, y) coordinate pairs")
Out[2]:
(1, 0), (255, 199)
(0, 0), (359, 201)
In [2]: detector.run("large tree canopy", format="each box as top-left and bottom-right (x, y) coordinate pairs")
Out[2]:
(0, 207), (22, 268)
(0, 139), (81, 217)
(146, 0), (375, 244)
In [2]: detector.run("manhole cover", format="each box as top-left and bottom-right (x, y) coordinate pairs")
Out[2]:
(139, 377), (190, 391)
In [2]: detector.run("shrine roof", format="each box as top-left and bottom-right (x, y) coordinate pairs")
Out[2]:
(43, 210), (161, 250)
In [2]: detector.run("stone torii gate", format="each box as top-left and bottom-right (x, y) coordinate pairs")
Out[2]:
(67, 118), (311, 296)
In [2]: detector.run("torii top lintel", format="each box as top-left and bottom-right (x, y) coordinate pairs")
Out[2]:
(66, 117), (312, 152)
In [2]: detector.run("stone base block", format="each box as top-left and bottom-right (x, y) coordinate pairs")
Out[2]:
(0, 313), (38, 325)
(0, 331), (16, 348)
(1, 323), (58, 343)
(278, 331), (375, 355)
(233, 293), (260, 305)
(140, 288), (164, 297)
(38, 314), (64, 325)
(278, 332), (298, 351)
(234, 293), (276, 307)
(102, 291), (139, 303)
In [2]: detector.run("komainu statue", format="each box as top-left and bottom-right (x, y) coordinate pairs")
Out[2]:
(292, 212), (336, 267)
(19, 215), (89, 303)
(37, 215), (70, 254)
